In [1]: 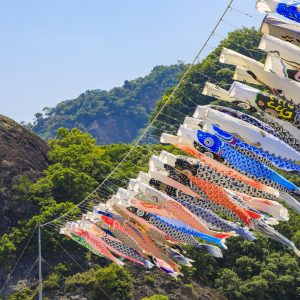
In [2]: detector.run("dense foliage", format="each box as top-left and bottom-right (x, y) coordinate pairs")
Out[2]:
(65, 264), (134, 300)
(30, 64), (186, 144)
(1, 27), (300, 300)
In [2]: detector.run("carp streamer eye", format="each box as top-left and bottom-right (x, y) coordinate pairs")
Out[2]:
(204, 137), (214, 147)
(238, 102), (251, 110)
(136, 209), (145, 217)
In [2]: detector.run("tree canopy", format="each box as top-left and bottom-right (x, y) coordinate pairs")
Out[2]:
(30, 64), (186, 144)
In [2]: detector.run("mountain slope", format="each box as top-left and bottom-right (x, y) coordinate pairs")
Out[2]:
(31, 63), (186, 144)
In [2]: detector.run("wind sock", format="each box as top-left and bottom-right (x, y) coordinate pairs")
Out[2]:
(127, 179), (226, 238)
(82, 214), (154, 268)
(108, 194), (175, 246)
(259, 34), (300, 82)
(130, 168), (275, 204)
(202, 81), (300, 139)
(160, 133), (281, 199)
(178, 125), (300, 193)
(229, 81), (300, 129)
(164, 247), (194, 267)
(158, 151), (289, 221)
(202, 81), (235, 102)
(177, 126), (300, 212)
(260, 14), (300, 47)
(137, 171), (255, 240)
(64, 222), (124, 266)
(111, 189), (217, 262)
(149, 155), (266, 226)
(256, 0), (300, 23)
(205, 104), (300, 153)
(184, 115), (300, 173)
(125, 204), (224, 257)
(231, 191), (289, 221)
(191, 105), (300, 164)
(150, 154), (300, 254)
(78, 219), (153, 267)
(94, 206), (183, 274)
(149, 158), (265, 228)
(220, 47), (300, 103)
(61, 225), (108, 259)
(211, 125), (300, 174)
(86, 210), (147, 254)
(126, 203), (227, 249)
(161, 132), (300, 214)
(106, 199), (181, 275)
(117, 187), (229, 243)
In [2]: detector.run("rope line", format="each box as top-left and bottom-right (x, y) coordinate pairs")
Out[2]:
(43, 227), (113, 300)
(24, 257), (39, 280)
(42, 258), (93, 300)
(0, 225), (38, 294)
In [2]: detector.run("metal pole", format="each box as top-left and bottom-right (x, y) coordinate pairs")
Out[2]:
(38, 225), (42, 300)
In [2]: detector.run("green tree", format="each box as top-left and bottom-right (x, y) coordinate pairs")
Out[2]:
(65, 264), (134, 300)
(8, 288), (31, 300)
(215, 269), (243, 300)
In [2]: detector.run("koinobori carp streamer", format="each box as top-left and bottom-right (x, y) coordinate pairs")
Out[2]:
(256, 0), (300, 24)
(61, 9), (300, 273)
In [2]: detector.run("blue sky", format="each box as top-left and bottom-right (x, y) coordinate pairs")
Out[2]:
(0, 0), (262, 122)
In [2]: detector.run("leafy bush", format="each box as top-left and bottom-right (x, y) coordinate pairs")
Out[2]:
(0, 234), (16, 265)
(65, 264), (134, 300)
(141, 295), (169, 300)
(143, 275), (155, 286)
(43, 273), (60, 291)
(8, 288), (31, 300)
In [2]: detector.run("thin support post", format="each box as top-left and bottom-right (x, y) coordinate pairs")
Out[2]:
(38, 225), (42, 300)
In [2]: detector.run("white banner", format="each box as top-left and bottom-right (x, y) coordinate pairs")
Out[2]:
(256, 0), (300, 24)
(191, 106), (300, 162)
(259, 34), (300, 82)
(220, 47), (300, 104)
(260, 14), (300, 47)
(229, 81), (300, 130)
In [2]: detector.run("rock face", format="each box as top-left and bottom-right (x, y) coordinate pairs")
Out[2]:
(0, 114), (49, 233)
(88, 116), (142, 145)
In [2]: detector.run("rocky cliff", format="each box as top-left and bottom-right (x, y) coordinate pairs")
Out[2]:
(0, 114), (49, 233)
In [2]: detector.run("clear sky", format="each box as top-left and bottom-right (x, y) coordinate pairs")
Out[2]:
(0, 0), (262, 123)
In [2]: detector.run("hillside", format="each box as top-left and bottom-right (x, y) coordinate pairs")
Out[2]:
(31, 64), (186, 144)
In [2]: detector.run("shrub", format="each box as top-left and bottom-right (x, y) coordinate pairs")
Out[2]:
(143, 275), (155, 286)
(43, 273), (60, 291)
(65, 264), (134, 300)
(141, 295), (169, 300)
